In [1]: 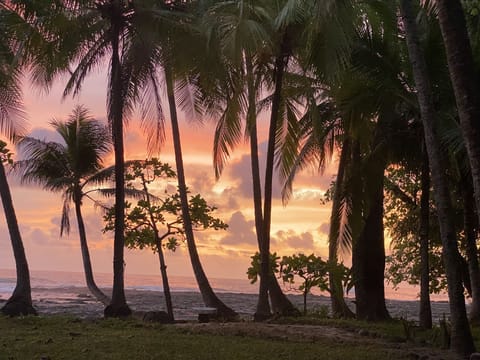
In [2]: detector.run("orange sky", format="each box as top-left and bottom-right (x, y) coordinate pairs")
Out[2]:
(0, 69), (337, 281)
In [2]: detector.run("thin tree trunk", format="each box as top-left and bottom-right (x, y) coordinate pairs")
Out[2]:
(256, 46), (288, 321)
(245, 57), (298, 317)
(435, 0), (480, 243)
(400, 0), (475, 355)
(246, 56), (270, 319)
(328, 138), (355, 318)
(462, 179), (480, 324)
(164, 64), (237, 320)
(141, 174), (174, 322)
(73, 189), (109, 306)
(419, 150), (432, 329)
(0, 160), (36, 316)
(105, 19), (130, 318)
(155, 235), (174, 322)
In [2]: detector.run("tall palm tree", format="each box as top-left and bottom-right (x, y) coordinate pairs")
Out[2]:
(200, 0), (299, 318)
(162, 30), (238, 319)
(0, 7), (36, 316)
(16, 105), (112, 305)
(17, 0), (172, 317)
(434, 0), (480, 240)
(400, 0), (475, 356)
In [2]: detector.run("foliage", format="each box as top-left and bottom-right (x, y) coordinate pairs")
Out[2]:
(0, 140), (14, 165)
(384, 166), (447, 293)
(246, 252), (280, 285)
(280, 253), (330, 294)
(103, 159), (228, 253)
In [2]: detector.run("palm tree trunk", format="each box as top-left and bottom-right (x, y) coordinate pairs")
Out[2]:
(0, 160), (36, 316)
(328, 139), (354, 318)
(105, 18), (130, 318)
(462, 179), (480, 324)
(245, 56), (298, 317)
(256, 47), (288, 321)
(352, 154), (390, 321)
(246, 57), (271, 320)
(400, 0), (475, 355)
(164, 64), (237, 320)
(419, 151), (432, 329)
(435, 0), (480, 241)
(73, 189), (109, 305)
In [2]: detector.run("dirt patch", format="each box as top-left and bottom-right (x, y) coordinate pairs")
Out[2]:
(175, 322), (459, 360)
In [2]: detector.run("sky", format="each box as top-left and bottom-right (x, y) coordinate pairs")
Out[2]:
(0, 68), (338, 282)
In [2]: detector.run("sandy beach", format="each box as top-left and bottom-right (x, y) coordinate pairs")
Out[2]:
(0, 286), (452, 324)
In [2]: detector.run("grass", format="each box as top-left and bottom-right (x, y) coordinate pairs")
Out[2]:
(0, 315), (421, 360)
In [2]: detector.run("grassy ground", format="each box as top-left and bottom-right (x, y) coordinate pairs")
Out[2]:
(0, 315), (463, 359)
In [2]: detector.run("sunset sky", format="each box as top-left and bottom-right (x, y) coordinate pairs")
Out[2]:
(0, 68), (337, 282)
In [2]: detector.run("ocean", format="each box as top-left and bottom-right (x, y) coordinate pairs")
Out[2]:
(0, 268), (453, 321)
(0, 268), (449, 301)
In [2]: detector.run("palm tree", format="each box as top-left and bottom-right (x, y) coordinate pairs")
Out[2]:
(400, 0), (475, 355)
(16, 105), (112, 305)
(434, 0), (480, 241)
(200, 0), (299, 318)
(0, 7), (36, 316)
(17, 0), (174, 317)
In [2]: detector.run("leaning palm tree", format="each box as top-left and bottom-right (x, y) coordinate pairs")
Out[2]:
(16, 105), (111, 305)
(400, 0), (475, 356)
(0, 7), (36, 316)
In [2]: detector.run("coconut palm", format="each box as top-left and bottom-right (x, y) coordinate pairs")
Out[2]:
(434, 0), (480, 246)
(16, 105), (112, 305)
(400, 0), (475, 355)
(200, 0), (300, 318)
(15, 0), (177, 317)
(161, 15), (239, 318)
(0, 7), (36, 316)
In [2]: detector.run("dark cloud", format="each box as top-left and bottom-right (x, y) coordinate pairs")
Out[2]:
(220, 211), (257, 246)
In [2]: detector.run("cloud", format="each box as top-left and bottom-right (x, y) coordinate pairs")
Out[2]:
(227, 141), (283, 200)
(220, 211), (257, 246)
(273, 229), (315, 252)
(318, 223), (330, 236)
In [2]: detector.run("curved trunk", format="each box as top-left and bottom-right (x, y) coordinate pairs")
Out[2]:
(328, 139), (354, 318)
(400, 0), (475, 355)
(419, 152), (432, 329)
(436, 0), (480, 247)
(462, 180), (480, 324)
(256, 49), (288, 321)
(0, 161), (36, 316)
(105, 19), (130, 318)
(164, 64), (237, 320)
(73, 189), (109, 305)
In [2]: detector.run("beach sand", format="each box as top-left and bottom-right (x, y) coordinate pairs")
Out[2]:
(0, 286), (452, 323)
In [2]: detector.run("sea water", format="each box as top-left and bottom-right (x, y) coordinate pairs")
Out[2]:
(0, 268), (448, 301)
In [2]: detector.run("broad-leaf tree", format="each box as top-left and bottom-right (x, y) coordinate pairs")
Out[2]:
(103, 159), (228, 321)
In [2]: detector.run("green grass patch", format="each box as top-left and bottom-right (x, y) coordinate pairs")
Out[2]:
(0, 315), (409, 360)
